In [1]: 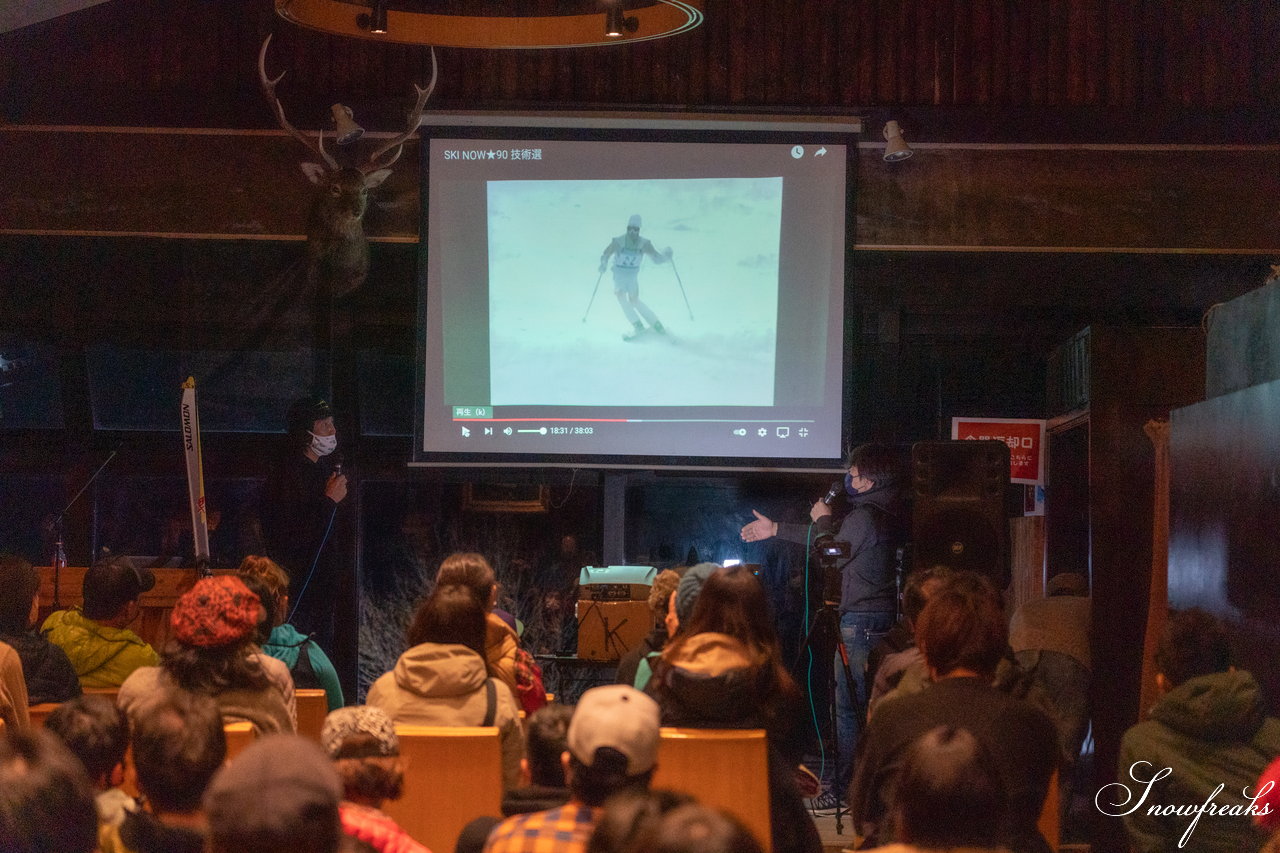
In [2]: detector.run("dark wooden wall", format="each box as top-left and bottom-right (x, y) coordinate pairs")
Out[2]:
(3, 8), (1279, 842)
(4, 0), (1280, 138)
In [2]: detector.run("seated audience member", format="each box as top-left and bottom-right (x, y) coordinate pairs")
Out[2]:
(0, 554), (80, 704)
(117, 575), (295, 733)
(671, 562), (717, 635)
(239, 555), (345, 711)
(1254, 757), (1280, 853)
(616, 569), (681, 691)
(100, 690), (226, 853)
(205, 734), (347, 853)
(0, 728), (99, 853)
(457, 702), (577, 853)
(436, 552), (521, 695)
(866, 726), (1010, 853)
(638, 560), (716, 683)
(867, 566), (951, 716)
(1118, 608), (1280, 853)
(321, 705), (428, 853)
(647, 564), (820, 853)
(630, 803), (765, 853)
(438, 552), (547, 715)
(483, 685), (661, 853)
(42, 556), (160, 688)
(44, 694), (135, 832)
(367, 583), (523, 789)
(1008, 570), (1091, 818)
(504, 703), (575, 816)
(586, 789), (695, 853)
(849, 570), (1058, 853)
(1, 638), (30, 729)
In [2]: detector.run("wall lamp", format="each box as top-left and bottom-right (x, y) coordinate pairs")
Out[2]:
(605, 4), (639, 38)
(330, 104), (364, 145)
(357, 1), (388, 34)
(883, 120), (913, 162)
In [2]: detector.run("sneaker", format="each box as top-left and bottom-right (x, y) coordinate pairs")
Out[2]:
(806, 789), (846, 814)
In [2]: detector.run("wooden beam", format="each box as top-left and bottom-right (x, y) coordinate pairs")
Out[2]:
(5, 127), (1280, 253)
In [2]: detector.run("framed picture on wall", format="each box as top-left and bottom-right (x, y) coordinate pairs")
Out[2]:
(461, 483), (549, 513)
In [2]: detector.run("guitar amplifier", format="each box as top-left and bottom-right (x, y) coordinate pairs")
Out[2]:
(577, 565), (656, 602)
(575, 566), (655, 659)
(576, 600), (651, 661)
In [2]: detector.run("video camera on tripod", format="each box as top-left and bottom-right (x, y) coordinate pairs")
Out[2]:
(812, 534), (851, 605)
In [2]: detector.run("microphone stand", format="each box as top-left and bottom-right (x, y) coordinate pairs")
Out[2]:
(50, 446), (120, 608)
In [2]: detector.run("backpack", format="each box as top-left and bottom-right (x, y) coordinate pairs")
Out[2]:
(513, 647), (548, 714)
(289, 637), (324, 691)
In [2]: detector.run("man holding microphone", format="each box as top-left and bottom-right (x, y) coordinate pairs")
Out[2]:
(740, 443), (907, 810)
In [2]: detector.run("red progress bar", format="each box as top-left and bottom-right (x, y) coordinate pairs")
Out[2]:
(454, 417), (628, 422)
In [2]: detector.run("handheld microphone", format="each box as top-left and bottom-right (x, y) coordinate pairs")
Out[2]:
(331, 453), (344, 476)
(821, 481), (842, 506)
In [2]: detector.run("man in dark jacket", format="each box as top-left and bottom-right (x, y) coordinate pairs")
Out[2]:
(0, 554), (81, 704)
(849, 571), (1059, 853)
(102, 690), (227, 853)
(261, 397), (348, 653)
(741, 442), (908, 805)
(1115, 608), (1280, 853)
(501, 704), (573, 817)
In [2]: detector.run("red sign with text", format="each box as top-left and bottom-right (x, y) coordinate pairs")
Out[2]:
(950, 417), (1047, 485)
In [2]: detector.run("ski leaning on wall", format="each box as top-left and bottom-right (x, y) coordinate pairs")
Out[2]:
(180, 376), (211, 574)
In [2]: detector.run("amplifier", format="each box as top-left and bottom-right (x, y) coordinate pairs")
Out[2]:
(576, 600), (651, 661)
(577, 565), (656, 602)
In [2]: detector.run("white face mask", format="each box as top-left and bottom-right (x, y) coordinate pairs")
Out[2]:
(309, 431), (337, 457)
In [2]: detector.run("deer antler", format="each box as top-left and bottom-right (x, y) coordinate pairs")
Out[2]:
(362, 47), (438, 174)
(258, 34), (339, 171)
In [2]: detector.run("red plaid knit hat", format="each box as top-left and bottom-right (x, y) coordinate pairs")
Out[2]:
(170, 575), (261, 647)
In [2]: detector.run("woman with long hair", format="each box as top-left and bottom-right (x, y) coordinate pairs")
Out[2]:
(650, 565), (802, 749)
(435, 553), (520, 694)
(647, 564), (820, 853)
(116, 575), (295, 734)
(367, 583), (523, 789)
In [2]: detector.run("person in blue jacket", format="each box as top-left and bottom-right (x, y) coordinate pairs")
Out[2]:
(238, 555), (344, 712)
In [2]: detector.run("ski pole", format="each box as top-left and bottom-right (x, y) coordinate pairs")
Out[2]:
(669, 258), (694, 320)
(582, 269), (605, 322)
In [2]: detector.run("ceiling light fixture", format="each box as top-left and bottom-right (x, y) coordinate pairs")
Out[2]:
(275, 0), (703, 48)
(356, 1), (388, 34)
(605, 4), (639, 38)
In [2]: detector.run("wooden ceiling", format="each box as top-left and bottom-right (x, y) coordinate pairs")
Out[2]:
(3, 0), (1280, 141)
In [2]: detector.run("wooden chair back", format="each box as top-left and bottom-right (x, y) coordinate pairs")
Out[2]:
(223, 721), (256, 761)
(82, 686), (121, 703)
(652, 728), (772, 853)
(28, 702), (60, 730)
(1038, 769), (1061, 852)
(295, 689), (328, 742)
(383, 725), (503, 853)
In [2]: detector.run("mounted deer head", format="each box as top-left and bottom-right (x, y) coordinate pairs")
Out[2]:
(258, 34), (435, 298)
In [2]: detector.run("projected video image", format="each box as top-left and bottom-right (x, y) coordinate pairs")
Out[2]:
(486, 177), (782, 407)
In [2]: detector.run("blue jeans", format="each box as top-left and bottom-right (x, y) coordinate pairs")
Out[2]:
(833, 610), (896, 791)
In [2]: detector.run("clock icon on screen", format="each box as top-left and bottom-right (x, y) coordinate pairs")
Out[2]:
(790, 145), (805, 159)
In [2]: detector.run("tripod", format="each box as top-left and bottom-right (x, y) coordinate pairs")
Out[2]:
(794, 583), (858, 834)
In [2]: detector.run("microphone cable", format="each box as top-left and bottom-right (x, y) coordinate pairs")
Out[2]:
(288, 498), (339, 623)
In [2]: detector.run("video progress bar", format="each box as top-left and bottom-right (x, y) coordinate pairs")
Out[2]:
(454, 417), (816, 424)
